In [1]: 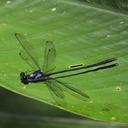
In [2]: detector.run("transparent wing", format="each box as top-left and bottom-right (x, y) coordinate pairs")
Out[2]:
(45, 80), (64, 99)
(45, 80), (67, 105)
(43, 41), (56, 73)
(46, 79), (90, 102)
(15, 33), (40, 70)
(55, 79), (90, 100)
(19, 49), (37, 70)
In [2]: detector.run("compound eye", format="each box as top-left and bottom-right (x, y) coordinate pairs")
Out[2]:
(20, 72), (25, 77)
(20, 72), (24, 75)
(20, 72), (27, 80)
(20, 72), (28, 84)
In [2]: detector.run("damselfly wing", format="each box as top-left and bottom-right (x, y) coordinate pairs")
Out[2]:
(43, 41), (56, 74)
(16, 33), (40, 71)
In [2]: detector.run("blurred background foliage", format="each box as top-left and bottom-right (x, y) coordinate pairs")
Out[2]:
(0, 87), (127, 128)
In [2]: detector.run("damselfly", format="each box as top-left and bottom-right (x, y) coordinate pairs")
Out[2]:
(15, 33), (118, 100)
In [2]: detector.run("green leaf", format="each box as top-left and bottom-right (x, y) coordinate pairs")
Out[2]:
(0, 0), (128, 123)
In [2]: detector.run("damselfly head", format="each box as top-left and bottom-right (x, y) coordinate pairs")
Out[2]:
(20, 72), (29, 85)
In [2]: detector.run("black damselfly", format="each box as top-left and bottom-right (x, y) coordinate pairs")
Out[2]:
(15, 33), (118, 100)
